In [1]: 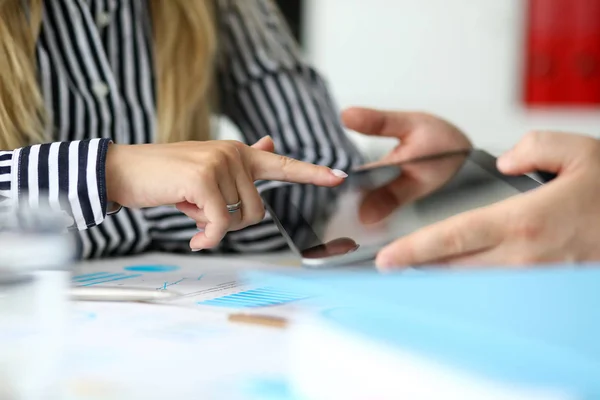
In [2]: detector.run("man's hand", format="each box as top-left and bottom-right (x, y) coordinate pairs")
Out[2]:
(375, 131), (600, 269)
(342, 107), (472, 224)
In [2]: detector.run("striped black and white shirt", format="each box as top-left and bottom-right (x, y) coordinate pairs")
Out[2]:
(0, 0), (362, 259)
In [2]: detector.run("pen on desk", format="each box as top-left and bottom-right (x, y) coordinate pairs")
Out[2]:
(70, 286), (180, 302)
(227, 313), (288, 329)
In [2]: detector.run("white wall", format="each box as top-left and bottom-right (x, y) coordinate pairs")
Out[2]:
(303, 0), (600, 159)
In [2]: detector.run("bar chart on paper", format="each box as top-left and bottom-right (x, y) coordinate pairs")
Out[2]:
(71, 271), (145, 286)
(70, 256), (311, 309)
(197, 287), (308, 308)
(71, 265), (183, 287)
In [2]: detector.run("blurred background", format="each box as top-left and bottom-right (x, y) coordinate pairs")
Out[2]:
(229, 0), (600, 161)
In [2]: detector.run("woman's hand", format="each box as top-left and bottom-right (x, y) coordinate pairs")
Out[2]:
(105, 136), (347, 250)
(341, 107), (472, 224)
(376, 131), (600, 268)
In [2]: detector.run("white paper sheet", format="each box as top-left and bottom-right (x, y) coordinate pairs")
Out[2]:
(61, 254), (312, 399)
(62, 301), (289, 400)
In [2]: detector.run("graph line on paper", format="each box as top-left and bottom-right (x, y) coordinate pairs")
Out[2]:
(157, 278), (186, 291)
(196, 287), (309, 308)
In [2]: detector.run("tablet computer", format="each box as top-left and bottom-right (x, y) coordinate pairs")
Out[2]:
(260, 149), (545, 268)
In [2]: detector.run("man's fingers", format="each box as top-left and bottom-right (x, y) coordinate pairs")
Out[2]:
(248, 150), (347, 186)
(434, 247), (517, 268)
(497, 131), (600, 176)
(341, 107), (415, 138)
(375, 207), (504, 269)
(434, 244), (562, 268)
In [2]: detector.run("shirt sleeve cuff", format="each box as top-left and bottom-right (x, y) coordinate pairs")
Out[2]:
(14, 138), (112, 230)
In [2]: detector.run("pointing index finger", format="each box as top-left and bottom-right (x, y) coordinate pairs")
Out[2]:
(247, 148), (347, 186)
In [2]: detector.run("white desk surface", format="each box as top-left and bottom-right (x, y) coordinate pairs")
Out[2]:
(61, 251), (303, 400)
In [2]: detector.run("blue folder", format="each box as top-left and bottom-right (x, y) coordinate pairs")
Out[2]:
(247, 266), (600, 397)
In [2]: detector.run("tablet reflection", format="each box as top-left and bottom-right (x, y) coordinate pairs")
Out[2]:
(358, 150), (470, 225)
(302, 237), (359, 259)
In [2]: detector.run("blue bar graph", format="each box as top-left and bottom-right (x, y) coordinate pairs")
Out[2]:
(71, 272), (143, 287)
(72, 272), (112, 282)
(197, 287), (308, 308)
(75, 273), (126, 283)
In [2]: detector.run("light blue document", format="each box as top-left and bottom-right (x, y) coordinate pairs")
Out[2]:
(247, 265), (600, 397)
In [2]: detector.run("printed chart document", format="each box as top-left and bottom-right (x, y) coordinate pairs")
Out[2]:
(71, 253), (310, 311)
(63, 253), (305, 399)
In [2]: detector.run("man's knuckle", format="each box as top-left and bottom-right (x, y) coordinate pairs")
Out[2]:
(442, 227), (467, 254)
(511, 215), (544, 241)
(524, 130), (542, 142)
(521, 130), (546, 150)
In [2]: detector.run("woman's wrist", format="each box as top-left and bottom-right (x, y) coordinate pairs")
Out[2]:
(105, 143), (122, 205)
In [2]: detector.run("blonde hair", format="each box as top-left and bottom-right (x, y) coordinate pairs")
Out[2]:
(0, 0), (217, 149)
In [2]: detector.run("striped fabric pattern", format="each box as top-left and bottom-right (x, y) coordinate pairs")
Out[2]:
(0, 0), (362, 259)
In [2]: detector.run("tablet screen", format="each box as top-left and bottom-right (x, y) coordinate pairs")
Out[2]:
(260, 150), (542, 263)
